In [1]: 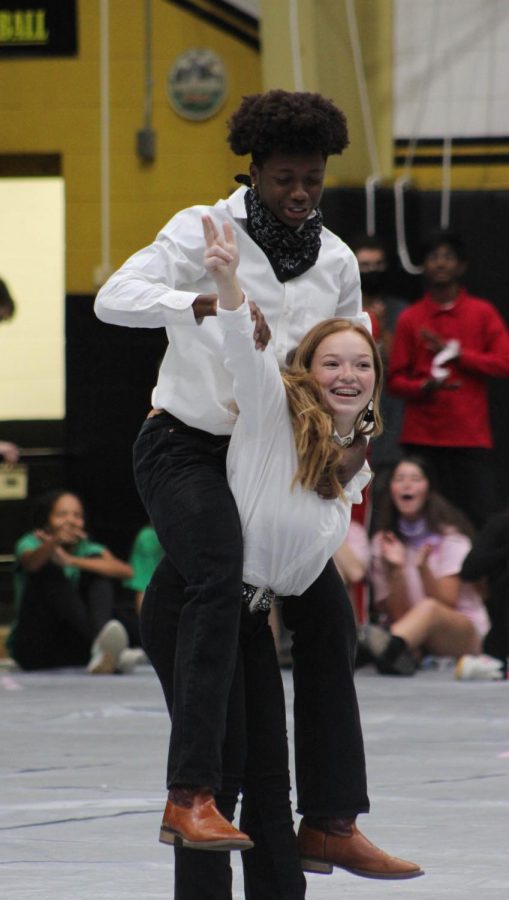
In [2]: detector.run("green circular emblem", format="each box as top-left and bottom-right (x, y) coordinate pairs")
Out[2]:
(167, 48), (228, 121)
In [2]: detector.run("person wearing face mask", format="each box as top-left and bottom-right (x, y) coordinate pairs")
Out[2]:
(95, 90), (422, 889)
(350, 235), (408, 531)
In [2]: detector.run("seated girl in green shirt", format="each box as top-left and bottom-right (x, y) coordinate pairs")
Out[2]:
(8, 490), (134, 673)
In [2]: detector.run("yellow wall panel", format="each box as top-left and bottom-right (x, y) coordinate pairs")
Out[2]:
(0, 0), (262, 293)
(0, 179), (65, 421)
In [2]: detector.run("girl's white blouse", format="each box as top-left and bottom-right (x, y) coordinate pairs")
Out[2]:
(218, 302), (371, 596)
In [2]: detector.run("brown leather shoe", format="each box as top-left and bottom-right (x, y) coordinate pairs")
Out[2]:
(159, 791), (254, 851)
(297, 819), (423, 879)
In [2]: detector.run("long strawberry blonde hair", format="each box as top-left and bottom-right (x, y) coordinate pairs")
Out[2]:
(282, 318), (383, 498)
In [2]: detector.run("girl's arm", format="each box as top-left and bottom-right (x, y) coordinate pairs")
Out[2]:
(416, 543), (460, 607)
(19, 533), (60, 573)
(202, 215), (243, 309)
(333, 542), (367, 586)
(375, 532), (413, 623)
(18, 519), (86, 573)
(53, 546), (133, 581)
(202, 216), (283, 434)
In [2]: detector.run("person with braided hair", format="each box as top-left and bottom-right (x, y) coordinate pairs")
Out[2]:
(96, 90), (422, 895)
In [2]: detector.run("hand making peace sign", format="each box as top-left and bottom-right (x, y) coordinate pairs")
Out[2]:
(202, 214), (239, 283)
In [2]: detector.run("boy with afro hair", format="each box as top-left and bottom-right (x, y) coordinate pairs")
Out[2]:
(96, 89), (421, 898)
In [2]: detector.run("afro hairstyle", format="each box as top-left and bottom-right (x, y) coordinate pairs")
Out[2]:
(227, 90), (349, 164)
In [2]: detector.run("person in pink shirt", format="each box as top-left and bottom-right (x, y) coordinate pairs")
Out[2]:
(364, 456), (489, 675)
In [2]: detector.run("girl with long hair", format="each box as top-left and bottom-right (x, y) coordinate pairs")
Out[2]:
(365, 457), (490, 675)
(139, 217), (421, 894)
(214, 231), (383, 603)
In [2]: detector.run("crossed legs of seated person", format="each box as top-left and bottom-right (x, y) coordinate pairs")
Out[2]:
(140, 559), (306, 899)
(10, 563), (116, 671)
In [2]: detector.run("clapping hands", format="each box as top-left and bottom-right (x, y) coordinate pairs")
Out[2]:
(414, 541), (434, 569)
(380, 531), (406, 568)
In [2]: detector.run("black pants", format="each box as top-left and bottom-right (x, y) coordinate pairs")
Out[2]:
(133, 412), (244, 791)
(141, 557), (306, 900)
(282, 561), (369, 818)
(404, 444), (499, 529)
(483, 571), (509, 675)
(11, 563), (113, 670)
(133, 412), (369, 813)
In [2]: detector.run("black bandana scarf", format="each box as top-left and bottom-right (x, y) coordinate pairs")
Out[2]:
(244, 188), (323, 283)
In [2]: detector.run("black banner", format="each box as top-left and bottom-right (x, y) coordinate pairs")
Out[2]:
(0, 0), (77, 58)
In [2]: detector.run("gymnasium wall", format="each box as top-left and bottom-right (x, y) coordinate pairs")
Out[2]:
(0, 0), (262, 294)
(1, 1), (509, 614)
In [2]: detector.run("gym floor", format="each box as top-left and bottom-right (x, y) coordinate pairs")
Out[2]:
(1, 661), (507, 899)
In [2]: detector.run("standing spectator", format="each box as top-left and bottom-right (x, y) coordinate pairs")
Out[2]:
(388, 229), (509, 528)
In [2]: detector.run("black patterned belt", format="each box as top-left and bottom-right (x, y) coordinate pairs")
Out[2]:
(242, 582), (276, 614)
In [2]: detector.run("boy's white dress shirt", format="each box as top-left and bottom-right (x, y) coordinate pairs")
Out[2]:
(95, 187), (369, 435)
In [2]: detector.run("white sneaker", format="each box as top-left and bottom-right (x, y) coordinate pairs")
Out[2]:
(87, 620), (129, 674)
(357, 624), (391, 658)
(117, 647), (148, 674)
(454, 654), (504, 681)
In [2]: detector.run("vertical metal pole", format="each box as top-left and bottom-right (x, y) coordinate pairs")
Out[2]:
(97, 0), (111, 285)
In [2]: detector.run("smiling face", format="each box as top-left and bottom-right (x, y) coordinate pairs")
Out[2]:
(390, 461), (430, 521)
(249, 151), (326, 229)
(310, 329), (376, 434)
(47, 493), (85, 539)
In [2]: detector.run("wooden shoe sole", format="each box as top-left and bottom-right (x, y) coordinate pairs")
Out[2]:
(300, 854), (423, 879)
(159, 824), (254, 851)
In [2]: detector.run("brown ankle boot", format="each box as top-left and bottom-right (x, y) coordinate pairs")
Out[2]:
(160, 788), (254, 851)
(298, 817), (423, 879)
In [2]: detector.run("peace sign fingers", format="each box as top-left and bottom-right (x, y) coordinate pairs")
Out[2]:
(202, 214), (219, 249)
(202, 215), (239, 278)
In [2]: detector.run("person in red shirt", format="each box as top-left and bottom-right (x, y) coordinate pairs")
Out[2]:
(388, 230), (509, 528)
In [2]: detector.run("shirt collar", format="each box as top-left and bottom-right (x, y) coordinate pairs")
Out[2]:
(423, 287), (467, 313)
(226, 186), (249, 221)
(332, 427), (355, 447)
